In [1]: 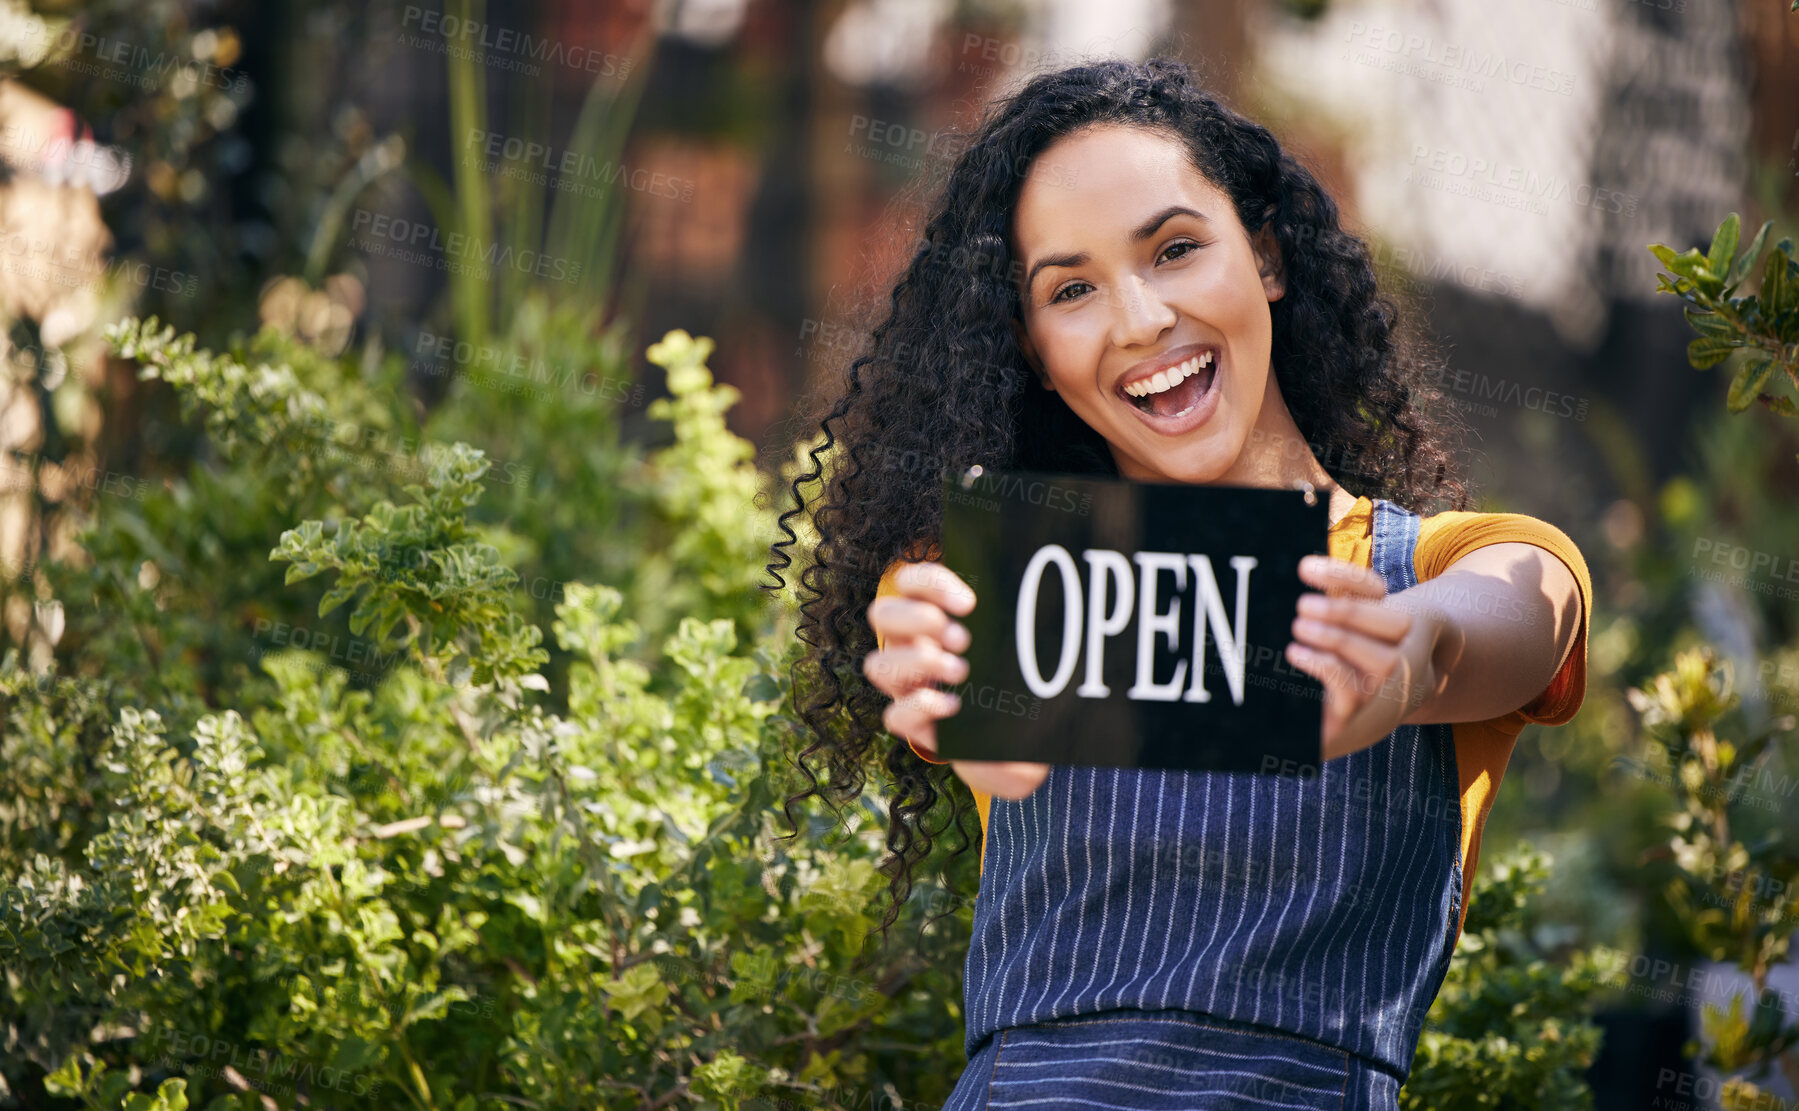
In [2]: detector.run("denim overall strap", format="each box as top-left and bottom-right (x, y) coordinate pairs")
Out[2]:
(952, 498), (1464, 1100)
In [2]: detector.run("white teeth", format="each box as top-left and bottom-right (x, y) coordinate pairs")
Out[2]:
(1124, 352), (1213, 397)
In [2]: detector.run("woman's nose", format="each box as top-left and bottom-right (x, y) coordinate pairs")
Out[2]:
(1110, 274), (1177, 348)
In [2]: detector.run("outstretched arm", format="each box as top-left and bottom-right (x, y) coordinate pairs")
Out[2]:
(1287, 540), (1586, 760)
(1391, 541), (1584, 726)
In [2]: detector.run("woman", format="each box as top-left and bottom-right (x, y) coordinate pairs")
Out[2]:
(767, 57), (1591, 1109)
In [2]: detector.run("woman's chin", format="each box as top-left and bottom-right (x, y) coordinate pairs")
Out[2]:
(1118, 428), (1242, 485)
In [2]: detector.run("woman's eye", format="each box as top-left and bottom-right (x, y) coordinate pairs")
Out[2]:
(1050, 281), (1092, 304)
(1159, 241), (1198, 263)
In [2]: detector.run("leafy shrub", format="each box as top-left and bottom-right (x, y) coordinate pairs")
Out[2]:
(1, 323), (971, 1110)
(1402, 849), (1606, 1110)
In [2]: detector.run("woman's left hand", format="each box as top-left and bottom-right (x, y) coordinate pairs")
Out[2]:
(1285, 554), (1448, 762)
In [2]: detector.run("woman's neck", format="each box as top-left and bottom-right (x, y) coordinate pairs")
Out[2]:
(1209, 375), (1355, 526)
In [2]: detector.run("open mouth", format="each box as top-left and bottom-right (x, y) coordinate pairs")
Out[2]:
(1119, 349), (1217, 421)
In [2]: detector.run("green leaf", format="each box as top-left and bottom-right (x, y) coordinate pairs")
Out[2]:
(43, 1056), (88, 1097)
(348, 602), (375, 638)
(1727, 357), (1775, 413)
(1707, 213), (1739, 279)
(447, 655), (474, 688)
(1683, 308), (1738, 341)
(1687, 336), (1738, 370)
(376, 601), (407, 643)
(319, 583), (357, 617)
(1765, 247), (1795, 318)
(1733, 220), (1774, 285)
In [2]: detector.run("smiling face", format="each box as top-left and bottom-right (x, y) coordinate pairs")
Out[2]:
(1012, 123), (1290, 486)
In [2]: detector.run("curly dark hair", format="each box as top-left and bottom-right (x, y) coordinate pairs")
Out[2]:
(763, 56), (1471, 943)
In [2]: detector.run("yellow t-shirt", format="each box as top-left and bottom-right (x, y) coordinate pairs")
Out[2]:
(873, 494), (1593, 944)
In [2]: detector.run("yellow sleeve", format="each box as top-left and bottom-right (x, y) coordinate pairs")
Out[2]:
(1414, 511), (1593, 726)
(875, 560), (953, 765)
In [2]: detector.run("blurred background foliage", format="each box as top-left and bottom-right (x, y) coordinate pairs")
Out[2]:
(0, 0), (1795, 1108)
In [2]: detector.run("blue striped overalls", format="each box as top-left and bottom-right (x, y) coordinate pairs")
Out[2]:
(942, 498), (1463, 1111)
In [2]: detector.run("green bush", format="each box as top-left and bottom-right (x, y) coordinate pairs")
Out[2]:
(1401, 849), (1606, 1110)
(1, 323), (972, 1110)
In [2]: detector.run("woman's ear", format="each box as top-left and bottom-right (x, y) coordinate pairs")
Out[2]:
(1252, 219), (1286, 303)
(1013, 319), (1055, 392)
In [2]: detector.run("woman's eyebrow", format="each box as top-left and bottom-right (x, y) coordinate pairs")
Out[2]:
(1023, 206), (1209, 291)
(1131, 204), (1207, 241)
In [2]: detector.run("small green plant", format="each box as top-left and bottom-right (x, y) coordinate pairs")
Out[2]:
(1401, 848), (1608, 1110)
(1623, 648), (1799, 1106)
(1640, 208), (1799, 1109)
(1651, 213), (1799, 424)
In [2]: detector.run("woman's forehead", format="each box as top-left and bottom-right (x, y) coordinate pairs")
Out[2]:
(1011, 126), (1234, 257)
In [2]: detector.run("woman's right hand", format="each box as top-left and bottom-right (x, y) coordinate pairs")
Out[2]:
(864, 561), (1050, 801)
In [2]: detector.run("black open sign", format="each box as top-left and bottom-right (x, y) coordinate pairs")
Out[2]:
(935, 468), (1327, 772)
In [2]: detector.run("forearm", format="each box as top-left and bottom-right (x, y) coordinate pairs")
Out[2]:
(1384, 544), (1582, 725)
